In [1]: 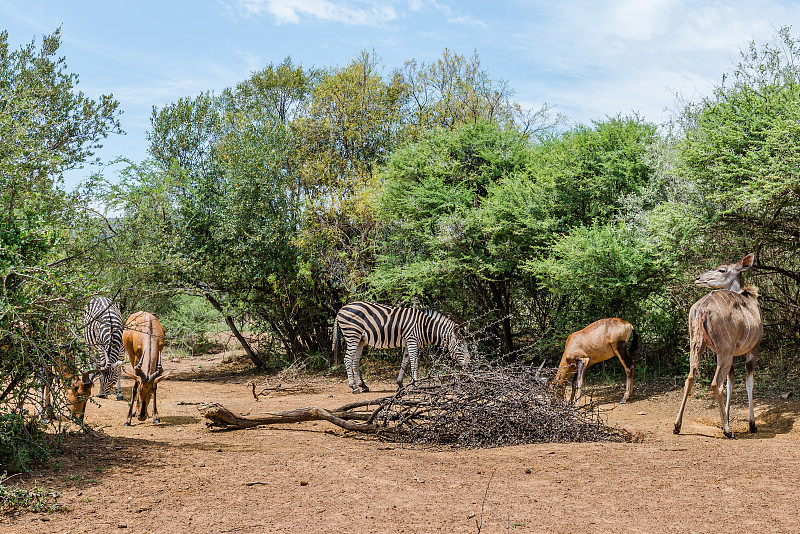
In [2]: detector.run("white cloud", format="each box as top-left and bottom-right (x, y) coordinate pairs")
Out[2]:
(500, 0), (800, 125)
(229, 0), (399, 26)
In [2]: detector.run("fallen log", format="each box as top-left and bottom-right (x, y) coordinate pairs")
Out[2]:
(197, 400), (392, 432)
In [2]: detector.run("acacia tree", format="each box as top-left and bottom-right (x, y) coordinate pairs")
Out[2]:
(0, 28), (121, 468)
(373, 121), (536, 354)
(113, 59), (334, 362)
(674, 27), (800, 366)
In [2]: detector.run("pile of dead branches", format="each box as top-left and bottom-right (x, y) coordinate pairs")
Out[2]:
(372, 364), (628, 447)
(200, 359), (629, 447)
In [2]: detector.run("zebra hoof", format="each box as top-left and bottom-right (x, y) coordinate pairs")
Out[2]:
(749, 421), (757, 433)
(673, 424), (681, 435)
(351, 389), (361, 395)
(124, 422), (130, 427)
(97, 394), (108, 399)
(723, 430), (735, 439)
(116, 394), (124, 401)
(153, 417), (160, 424)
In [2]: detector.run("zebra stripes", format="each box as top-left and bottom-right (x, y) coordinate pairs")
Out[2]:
(332, 301), (470, 394)
(83, 297), (124, 400)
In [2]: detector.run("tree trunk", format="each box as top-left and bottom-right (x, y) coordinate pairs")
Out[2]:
(489, 280), (514, 356)
(198, 401), (390, 433)
(204, 293), (264, 369)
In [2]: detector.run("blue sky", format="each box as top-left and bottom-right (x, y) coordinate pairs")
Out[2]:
(4, 0), (800, 189)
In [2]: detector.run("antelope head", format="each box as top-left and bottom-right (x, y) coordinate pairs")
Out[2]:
(125, 353), (170, 421)
(694, 253), (755, 293)
(63, 371), (93, 422)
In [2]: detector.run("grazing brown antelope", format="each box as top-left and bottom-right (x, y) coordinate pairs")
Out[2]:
(552, 318), (638, 405)
(39, 349), (110, 424)
(40, 361), (93, 423)
(673, 253), (762, 438)
(122, 312), (169, 425)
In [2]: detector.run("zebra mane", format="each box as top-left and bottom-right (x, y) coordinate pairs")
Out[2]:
(420, 308), (456, 326)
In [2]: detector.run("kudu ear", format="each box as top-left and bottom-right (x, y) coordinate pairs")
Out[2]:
(738, 253), (755, 272)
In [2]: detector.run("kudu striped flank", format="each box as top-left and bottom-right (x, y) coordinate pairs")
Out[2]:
(332, 301), (470, 394)
(673, 253), (763, 438)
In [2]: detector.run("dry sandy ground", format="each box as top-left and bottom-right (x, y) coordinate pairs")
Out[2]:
(3, 351), (800, 534)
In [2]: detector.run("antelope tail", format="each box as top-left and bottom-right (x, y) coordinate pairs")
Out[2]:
(628, 329), (639, 357)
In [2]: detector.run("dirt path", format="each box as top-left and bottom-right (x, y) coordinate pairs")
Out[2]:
(4, 352), (800, 533)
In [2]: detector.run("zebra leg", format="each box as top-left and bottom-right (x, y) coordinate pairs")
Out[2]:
(115, 366), (123, 401)
(408, 341), (420, 385)
(345, 341), (366, 394)
(396, 347), (410, 390)
(352, 341), (369, 393)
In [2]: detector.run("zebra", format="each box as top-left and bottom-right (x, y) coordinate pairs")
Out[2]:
(332, 301), (471, 394)
(83, 297), (125, 400)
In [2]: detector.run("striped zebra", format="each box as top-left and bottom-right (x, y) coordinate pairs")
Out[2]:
(83, 297), (125, 400)
(332, 301), (470, 394)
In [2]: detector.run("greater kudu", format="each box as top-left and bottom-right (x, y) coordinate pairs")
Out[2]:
(673, 253), (762, 438)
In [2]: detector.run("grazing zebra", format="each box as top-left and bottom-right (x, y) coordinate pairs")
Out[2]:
(83, 297), (125, 400)
(332, 301), (470, 394)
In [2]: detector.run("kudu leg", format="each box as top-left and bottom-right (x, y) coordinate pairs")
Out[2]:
(711, 360), (734, 438)
(673, 366), (696, 434)
(746, 352), (758, 433)
(725, 366), (735, 421)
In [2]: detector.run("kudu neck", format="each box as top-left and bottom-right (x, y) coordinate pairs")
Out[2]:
(726, 275), (745, 294)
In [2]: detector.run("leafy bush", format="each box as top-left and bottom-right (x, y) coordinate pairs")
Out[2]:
(159, 295), (219, 355)
(0, 414), (48, 474)
(0, 473), (66, 514)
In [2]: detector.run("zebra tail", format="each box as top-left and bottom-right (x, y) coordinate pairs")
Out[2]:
(333, 318), (341, 366)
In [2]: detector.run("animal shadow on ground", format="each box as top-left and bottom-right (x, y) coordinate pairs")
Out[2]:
(581, 377), (682, 406)
(17, 433), (165, 492)
(738, 400), (800, 439)
(126, 415), (200, 427)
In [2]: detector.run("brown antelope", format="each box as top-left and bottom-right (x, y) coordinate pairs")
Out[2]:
(552, 318), (638, 405)
(41, 361), (93, 423)
(40, 349), (116, 423)
(673, 253), (762, 438)
(122, 312), (169, 425)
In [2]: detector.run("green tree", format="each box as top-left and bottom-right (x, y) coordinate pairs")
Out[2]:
(0, 28), (121, 463)
(402, 49), (562, 137)
(373, 121), (535, 354)
(676, 26), (800, 366)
